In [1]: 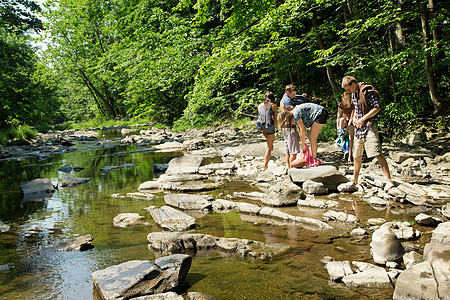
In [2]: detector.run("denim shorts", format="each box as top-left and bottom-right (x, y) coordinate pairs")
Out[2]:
(256, 122), (275, 135)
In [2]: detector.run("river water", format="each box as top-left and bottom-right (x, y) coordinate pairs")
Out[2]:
(0, 132), (429, 299)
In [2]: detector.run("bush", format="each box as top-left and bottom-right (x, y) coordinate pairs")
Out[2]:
(318, 119), (337, 142)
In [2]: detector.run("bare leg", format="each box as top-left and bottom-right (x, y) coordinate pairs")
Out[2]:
(308, 122), (324, 159)
(285, 153), (291, 169)
(290, 153), (297, 167)
(353, 157), (362, 184)
(291, 158), (307, 168)
(263, 132), (275, 170)
(375, 154), (395, 190)
(348, 125), (354, 162)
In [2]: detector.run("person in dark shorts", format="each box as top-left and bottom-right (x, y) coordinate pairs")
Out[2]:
(256, 91), (278, 170)
(292, 103), (329, 163)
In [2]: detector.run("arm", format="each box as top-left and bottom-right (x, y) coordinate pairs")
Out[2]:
(353, 107), (381, 128)
(272, 103), (278, 130)
(280, 101), (287, 111)
(336, 107), (342, 128)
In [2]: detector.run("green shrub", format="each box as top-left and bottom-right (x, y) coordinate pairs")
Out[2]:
(17, 125), (37, 140)
(318, 119), (337, 142)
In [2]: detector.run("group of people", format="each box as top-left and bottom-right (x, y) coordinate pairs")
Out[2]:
(256, 76), (395, 191)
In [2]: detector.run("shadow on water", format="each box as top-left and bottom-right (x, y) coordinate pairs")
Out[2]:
(0, 141), (419, 299)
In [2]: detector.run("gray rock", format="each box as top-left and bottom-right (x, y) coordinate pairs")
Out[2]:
(342, 267), (392, 288)
(113, 213), (146, 227)
(403, 251), (424, 269)
(256, 169), (276, 182)
(164, 194), (213, 211)
(20, 178), (55, 195)
(289, 165), (337, 183)
(310, 170), (350, 191)
(153, 164), (169, 173)
(126, 192), (155, 200)
(198, 162), (235, 174)
(153, 141), (184, 152)
(392, 227), (418, 241)
(234, 202), (261, 214)
(367, 218), (386, 226)
(326, 261), (354, 282)
(369, 196), (389, 207)
(351, 228), (368, 236)
(52, 234), (94, 251)
(60, 177), (91, 187)
(261, 179), (303, 206)
(302, 180), (327, 195)
(100, 163), (137, 172)
(187, 292), (217, 300)
(389, 151), (426, 164)
(393, 261), (445, 300)
(0, 221), (10, 233)
(212, 199), (236, 211)
(370, 224), (405, 265)
(166, 156), (203, 174)
(415, 213), (442, 227)
(429, 222), (450, 245)
(323, 210), (358, 223)
(161, 180), (220, 192)
(147, 232), (290, 260)
(58, 164), (73, 172)
(337, 181), (357, 193)
(149, 206), (195, 231)
(138, 180), (162, 192)
(405, 195), (427, 206)
(91, 254), (191, 300)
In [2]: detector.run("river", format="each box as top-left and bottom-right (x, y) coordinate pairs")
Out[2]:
(0, 130), (427, 299)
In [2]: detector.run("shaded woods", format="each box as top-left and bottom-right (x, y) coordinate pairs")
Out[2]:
(1, 0), (449, 134)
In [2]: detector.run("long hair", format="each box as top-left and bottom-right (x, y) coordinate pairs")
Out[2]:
(277, 110), (294, 130)
(263, 91), (275, 108)
(341, 91), (352, 109)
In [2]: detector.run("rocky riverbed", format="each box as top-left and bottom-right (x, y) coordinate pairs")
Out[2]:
(1, 123), (449, 299)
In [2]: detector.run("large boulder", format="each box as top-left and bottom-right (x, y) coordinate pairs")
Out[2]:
(370, 224), (405, 265)
(149, 205), (195, 231)
(91, 254), (192, 300)
(302, 180), (327, 195)
(261, 179), (304, 206)
(394, 224), (450, 300)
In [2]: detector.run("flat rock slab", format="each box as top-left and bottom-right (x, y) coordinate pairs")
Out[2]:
(51, 234), (94, 251)
(161, 181), (220, 192)
(166, 156), (203, 174)
(60, 177), (91, 187)
(113, 213), (146, 227)
(147, 232), (290, 261)
(20, 178), (55, 195)
(153, 141), (184, 152)
(342, 267), (392, 288)
(91, 254), (191, 300)
(389, 151), (428, 163)
(289, 165), (338, 183)
(164, 194), (213, 211)
(149, 205), (195, 231)
(100, 163), (137, 172)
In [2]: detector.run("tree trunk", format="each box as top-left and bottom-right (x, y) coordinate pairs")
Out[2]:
(311, 15), (338, 99)
(395, 0), (407, 48)
(420, 2), (446, 115)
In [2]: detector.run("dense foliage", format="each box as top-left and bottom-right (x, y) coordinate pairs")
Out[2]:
(1, 0), (448, 137)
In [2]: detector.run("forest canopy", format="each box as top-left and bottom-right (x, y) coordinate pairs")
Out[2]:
(1, 0), (449, 135)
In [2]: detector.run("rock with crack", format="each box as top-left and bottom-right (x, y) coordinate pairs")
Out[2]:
(149, 205), (195, 231)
